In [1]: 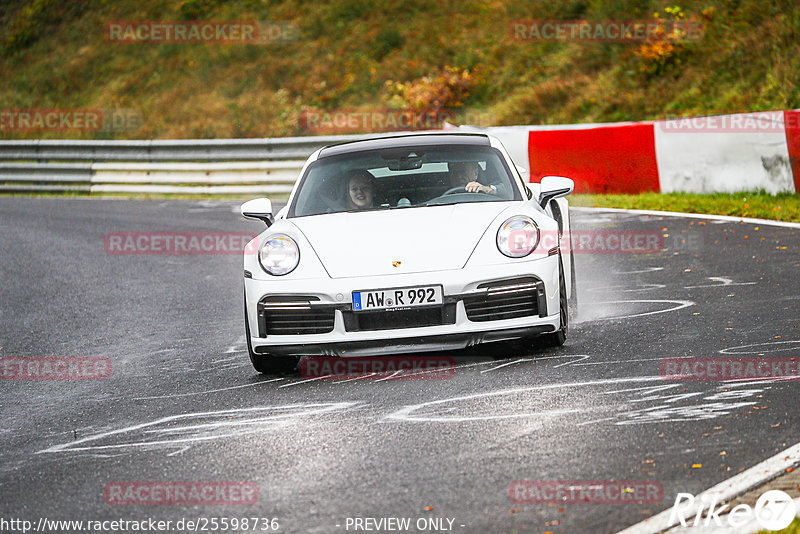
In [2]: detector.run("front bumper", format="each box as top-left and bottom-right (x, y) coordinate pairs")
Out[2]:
(244, 257), (561, 357)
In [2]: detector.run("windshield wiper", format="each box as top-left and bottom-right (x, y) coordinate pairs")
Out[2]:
(424, 201), (460, 207)
(339, 206), (393, 214)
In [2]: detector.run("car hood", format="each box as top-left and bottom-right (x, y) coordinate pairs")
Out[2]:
(291, 202), (514, 278)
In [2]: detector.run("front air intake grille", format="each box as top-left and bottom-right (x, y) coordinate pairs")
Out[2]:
(463, 278), (544, 322)
(342, 304), (456, 332)
(257, 296), (335, 337)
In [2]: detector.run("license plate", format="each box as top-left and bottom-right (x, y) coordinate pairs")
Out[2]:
(352, 285), (443, 312)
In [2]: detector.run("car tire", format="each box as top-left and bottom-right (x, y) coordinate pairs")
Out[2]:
(568, 247), (578, 320)
(538, 255), (568, 348)
(244, 291), (298, 374)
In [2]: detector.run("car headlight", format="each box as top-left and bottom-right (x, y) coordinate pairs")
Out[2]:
(497, 216), (540, 258)
(258, 234), (299, 275)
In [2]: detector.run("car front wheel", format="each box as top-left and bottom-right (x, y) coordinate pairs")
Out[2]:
(538, 255), (568, 348)
(245, 292), (298, 374)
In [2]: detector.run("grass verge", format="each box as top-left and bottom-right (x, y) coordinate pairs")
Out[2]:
(570, 191), (800, 223)
(756, 517), (800, 534)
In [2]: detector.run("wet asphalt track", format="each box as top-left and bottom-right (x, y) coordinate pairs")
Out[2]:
(0, 197), (798, 534)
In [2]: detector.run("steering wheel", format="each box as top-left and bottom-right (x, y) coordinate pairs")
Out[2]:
(441, 186), (470, 196)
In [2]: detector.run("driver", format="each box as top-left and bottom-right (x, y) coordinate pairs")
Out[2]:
(449, 161), (500, 195)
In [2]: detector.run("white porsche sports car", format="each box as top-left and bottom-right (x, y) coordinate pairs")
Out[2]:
(241, 133), (576, 373)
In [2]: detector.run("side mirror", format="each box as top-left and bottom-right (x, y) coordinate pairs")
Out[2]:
(241, 198), (274, 227)
(538, 176), (574, 208)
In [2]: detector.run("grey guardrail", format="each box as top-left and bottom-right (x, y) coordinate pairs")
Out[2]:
(0, 162), (94, 182)
(0, 134), (381, 194)
(0, 135), (377, 162)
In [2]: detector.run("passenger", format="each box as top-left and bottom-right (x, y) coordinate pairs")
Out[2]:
(345, 170), (376, 210)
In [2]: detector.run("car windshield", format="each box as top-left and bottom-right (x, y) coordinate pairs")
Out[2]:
(289, 144), (523, 218)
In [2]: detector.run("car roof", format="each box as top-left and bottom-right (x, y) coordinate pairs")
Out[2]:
(317, 132), (491, 159)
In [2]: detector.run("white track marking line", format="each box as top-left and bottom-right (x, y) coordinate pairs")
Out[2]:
(215, 363), (250, 371)
(334, 372), (378, 384)
(143, 412), (333, 433)
(249, 355), (643, 387)
(615, 441), (800, 534)
(603, 383), (683, 395)
(720, 380), (779, 388)
(480, 358), (532, 373)
(377, 358), (499, 379)
(585, 300), (695, 321)
(482, 354), (592, 369)
(720, 376), (800, 385)
(577, 416), (618, 426)
(577, 355), (695, 367)
(613, 267), (665, 274)
(211, 355), (241, 364)
(278, 376), (330, 388)
(684, 276), (758, 289)
(166, 446), (190, 457)
(587, 283), (666, 293)
(627, 391), (704, 404)
(572, 206), (800, 229)
(132, 378), (283, 400)
(720, 340), (800, 354)
(37, 403), (356, 454)
(290, 359), (499, 385)
(225, 336), (246, 354)
(448, 360), (497, 370)
(386, 375), (667, 423)
(552, 355), (592, 368)
(375, 370), (403, 382)
(580, 384), (686, 424)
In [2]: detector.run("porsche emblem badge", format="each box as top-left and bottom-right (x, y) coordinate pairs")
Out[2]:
(392, 261), (402, 268)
